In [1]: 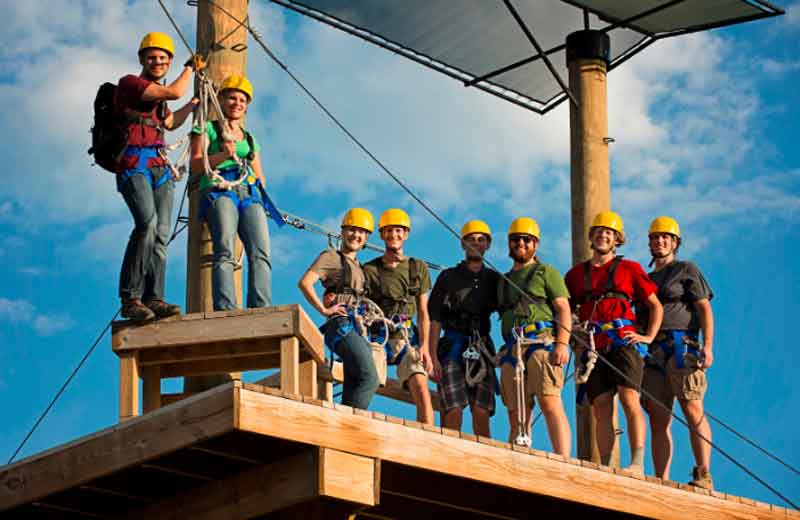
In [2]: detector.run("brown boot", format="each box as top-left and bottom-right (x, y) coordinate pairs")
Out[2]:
(144, 299), (182, 319)
(121, 299), (156, 322)
(690, 466), (714, 490)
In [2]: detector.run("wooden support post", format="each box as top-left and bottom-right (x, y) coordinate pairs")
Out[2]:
(299, 360), (318, 399)
(141, 366), (161, 414)
(281, 337), (300, 395)
(185, 0), (249, 394)
(567, 30), (620, 467)
(119, 352), (139, 421)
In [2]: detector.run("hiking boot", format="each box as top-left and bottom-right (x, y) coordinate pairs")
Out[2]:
(690, 466), (714, 490)
(144, 299), (182, 319)
(121, 299), (156, 322)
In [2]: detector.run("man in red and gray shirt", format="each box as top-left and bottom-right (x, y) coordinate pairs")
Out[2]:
(565, 211), (663, 474)
(115, 32), (201, 321)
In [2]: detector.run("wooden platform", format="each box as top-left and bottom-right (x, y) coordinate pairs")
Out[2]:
(111, 305), (325, 420)
(1, 382), (792, 520)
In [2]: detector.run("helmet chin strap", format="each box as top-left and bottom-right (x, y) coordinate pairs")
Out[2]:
(648, 250), (670, 268)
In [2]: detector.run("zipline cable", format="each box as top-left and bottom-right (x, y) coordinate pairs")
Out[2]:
(7, 308), (121, 465)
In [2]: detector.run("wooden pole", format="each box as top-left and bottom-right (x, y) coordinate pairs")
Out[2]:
(566, 30), (620, 467)
(184, 0), (249, 393)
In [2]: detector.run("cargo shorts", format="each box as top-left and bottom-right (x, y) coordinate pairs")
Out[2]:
(643, 349), (707, 409)
(386, 337), (428, 388)
(498, 347), (564, 412)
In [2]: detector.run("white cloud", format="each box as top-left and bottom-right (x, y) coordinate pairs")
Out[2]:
(0, 297), (74, 336)
(0, 1), (795, 270)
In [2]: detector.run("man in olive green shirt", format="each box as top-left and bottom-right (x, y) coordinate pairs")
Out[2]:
(497, 217), (572, 456)
(363, 208), (435, 425)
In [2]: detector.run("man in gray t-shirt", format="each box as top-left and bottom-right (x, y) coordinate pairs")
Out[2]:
(642, 216), (715, 490)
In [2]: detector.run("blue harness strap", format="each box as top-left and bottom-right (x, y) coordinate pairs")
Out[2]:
(370, 318), (417, 365)
(442, 330), (469, 363)
(117, 146), (171, 192)
(649, 329), (702, 371)
(199, 167), (286, 227)
(499, 322), (554, 368)
(592, 318), (649, 359)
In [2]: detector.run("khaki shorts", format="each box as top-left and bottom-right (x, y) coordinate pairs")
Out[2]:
(386, 337), (428, 388)
(499, 347), (564, 412)
(643, 350), (707, 409)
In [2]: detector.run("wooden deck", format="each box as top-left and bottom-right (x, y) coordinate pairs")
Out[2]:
(1, 382), (793, 519)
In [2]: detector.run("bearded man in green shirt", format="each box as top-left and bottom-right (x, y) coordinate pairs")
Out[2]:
(497, 217), (572, 456)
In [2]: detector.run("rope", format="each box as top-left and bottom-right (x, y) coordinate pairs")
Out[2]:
(172, 1), (798, 507)
(7, 308), (121, 465)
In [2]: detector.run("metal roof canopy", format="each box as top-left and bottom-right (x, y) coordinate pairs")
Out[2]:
(270, 0), (784, 114)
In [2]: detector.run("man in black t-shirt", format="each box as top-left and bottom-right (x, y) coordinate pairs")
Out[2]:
(429, 220), (499, 436)
(642, 216), (715, 490)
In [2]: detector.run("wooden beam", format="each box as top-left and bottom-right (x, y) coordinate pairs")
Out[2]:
(124, 451), (318, 519)
(160, 353), (280, 378)
(235, 388), (782, 520)
(141, 366), (161, 414)
(281, 337), (300, 395)
(119, 351), (139, 421)
(124, 447), (376, 519)
(319, 448), (378, 506)
(0, 383), (237, 512)
(137, 338), (282, 366)
(300, 360), (318, 399)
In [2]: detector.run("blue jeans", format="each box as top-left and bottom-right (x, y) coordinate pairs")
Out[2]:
(206, 193), (272, 310)
(119, 172), (174, 301)
(325, 316), (379, 410)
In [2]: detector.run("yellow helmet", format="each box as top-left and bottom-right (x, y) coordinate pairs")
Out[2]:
(138, 32), (175, 57)
(219, 74), (254, 101)
(341, 208), (374, 233)
(461, 220), (491, 239)
(649, 216), (680, 238)
(507, 217), (540, 240)
(590, 210), (625, 245)
(378, 208), (411, 231)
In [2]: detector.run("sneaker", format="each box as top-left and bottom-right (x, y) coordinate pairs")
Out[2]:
(121, 299), (156, 322)
(690, 466), (714, 490)
(144, 299), (182, 319)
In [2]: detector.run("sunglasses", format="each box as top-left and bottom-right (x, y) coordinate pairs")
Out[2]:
(509, 235), (534, 244)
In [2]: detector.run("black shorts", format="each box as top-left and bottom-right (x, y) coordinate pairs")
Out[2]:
(585, 344), (644, 403)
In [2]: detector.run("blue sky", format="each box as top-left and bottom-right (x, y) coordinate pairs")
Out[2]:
(1, 0), (799, 509)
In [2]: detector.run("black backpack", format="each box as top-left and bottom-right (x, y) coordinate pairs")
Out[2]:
(88, 82), (129, 173)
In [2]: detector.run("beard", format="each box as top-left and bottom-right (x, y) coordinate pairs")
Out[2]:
(509, 247), (534, 263)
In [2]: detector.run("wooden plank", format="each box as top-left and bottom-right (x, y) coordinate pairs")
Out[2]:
(159, 354), (280, 378)
(0, 383), (237, 512)
(281, 337), (300, 395)
(235, 389), (782, 520)
(296, 306), (325, 367)
(114, 309), (292, 350)
(112, 305), (325, 365)
(141, 366), (161, 414)
(160, 392), (195, 407)
(119, 351), (139, 421)
(318, 448), (377, 506)
(299, 360), (318, 399)
(122, 451), (319, 520)
(137, 338), (281, 366)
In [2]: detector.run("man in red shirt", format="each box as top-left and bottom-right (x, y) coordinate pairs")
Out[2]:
(116, 32), (202, 321)
(564, 211), (663, 473)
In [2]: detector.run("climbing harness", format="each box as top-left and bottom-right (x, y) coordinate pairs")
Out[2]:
(502, 323), (555, 447)
(441, 329), (495, 387)
(645, 330), (704, 374)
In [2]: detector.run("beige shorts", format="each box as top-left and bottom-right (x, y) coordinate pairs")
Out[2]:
(499, 347), (564, 412)
(385, 337), (427, 388)
(643, 350), (707, 409)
